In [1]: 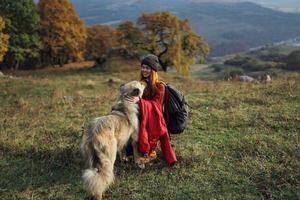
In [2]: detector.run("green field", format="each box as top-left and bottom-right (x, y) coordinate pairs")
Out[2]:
(0, 66), (299, 199)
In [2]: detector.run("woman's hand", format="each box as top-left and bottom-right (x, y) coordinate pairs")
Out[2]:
(125, 96), (140, 104)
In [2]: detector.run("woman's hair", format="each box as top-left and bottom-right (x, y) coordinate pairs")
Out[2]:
(140, 70), (160, 99)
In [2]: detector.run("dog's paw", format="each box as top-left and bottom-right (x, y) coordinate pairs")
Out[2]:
(135, 160), (145, 169)
(137, 163), (145, 169)
(122, 155), (133, 162)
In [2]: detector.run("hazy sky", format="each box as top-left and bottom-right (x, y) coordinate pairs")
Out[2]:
(195, 0), (300, 12)
(198, 0), (298, 4)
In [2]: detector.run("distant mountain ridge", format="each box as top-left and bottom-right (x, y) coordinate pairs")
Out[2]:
(196, 0), (300, 13)
(70, 0), (300, 56)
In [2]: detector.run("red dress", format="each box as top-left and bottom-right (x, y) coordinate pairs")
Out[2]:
(138, 83), (177, 166)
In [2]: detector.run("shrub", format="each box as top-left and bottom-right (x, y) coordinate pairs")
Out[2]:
(210, 64), (224, 72)
(223, 67), (244, 79)
(224, 55), (251, 66)
(284, 50), (300, 70)
(242, 59), (277, 71)
(259, 52), (286, 62)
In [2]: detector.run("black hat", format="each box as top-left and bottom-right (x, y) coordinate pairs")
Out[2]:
(141, 54), (160, 72)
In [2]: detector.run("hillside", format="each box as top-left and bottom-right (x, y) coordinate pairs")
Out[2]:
(196, 0), (300, 13)
(0, 61), (299, 199)
(70, 0), (300, 56)
(199, 45), (300, 80)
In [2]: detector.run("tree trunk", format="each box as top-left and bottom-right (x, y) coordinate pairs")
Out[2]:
(158, 46), (168, 71)
(2, 53), (14, 69)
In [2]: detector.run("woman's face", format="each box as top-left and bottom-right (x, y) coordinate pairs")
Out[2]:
(141, 64), (152, 78)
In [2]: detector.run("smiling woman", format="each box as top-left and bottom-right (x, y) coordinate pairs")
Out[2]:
(141, 64), (151, 78)
(135, 54), (177, 166)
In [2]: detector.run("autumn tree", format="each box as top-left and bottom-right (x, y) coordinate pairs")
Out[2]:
(171, 19), (209, 75)
(116, 21), (144, 52)
(38, 0), (86, 66)
(138, 11), (209, 75)
(85, 24), (117, 60)
(0, 0), (40, 69)
(0, 16), (9, 63)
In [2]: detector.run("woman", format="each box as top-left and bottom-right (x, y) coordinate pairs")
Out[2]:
(130, 54), (177, 166)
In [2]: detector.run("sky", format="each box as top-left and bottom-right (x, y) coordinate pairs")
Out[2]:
(34, 0), (300, 13)
(197, 0), (300, 12)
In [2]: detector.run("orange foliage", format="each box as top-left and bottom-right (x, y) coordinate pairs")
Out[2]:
(0, 16), (9, 62)
(85, 24), (117, 60)
(116, 21), (144, 51)
(138, 11), (209, 75)
(38, 0), (86, 65)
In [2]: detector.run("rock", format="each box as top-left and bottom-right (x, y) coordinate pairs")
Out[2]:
(265, 74), (271, 82)
(106, 77), (124, 84)
(238, 75), (255, 82)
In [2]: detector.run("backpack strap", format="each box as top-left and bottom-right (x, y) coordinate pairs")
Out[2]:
(159, 81), (169, 121)
(159, 81), (166, 86)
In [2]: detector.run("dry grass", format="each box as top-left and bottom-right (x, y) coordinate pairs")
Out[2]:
(0, 63), (299, 199)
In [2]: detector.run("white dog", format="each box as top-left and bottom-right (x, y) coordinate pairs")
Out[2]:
(81, 81), (145, 200)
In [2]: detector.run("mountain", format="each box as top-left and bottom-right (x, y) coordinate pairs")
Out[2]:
(192, 0), (300, 13)
(69, 0), (300, 57)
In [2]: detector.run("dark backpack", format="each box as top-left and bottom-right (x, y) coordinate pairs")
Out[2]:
(163, 83), (189, 134)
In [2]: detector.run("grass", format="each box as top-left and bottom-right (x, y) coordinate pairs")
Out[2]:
(0, 64), (299, 199)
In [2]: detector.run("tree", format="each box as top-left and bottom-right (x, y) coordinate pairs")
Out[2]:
(116, 21), (144, 52)
(0, 0), (41, 69)
(171, 19), (209, 75)
(85, 24), (116, 60)
(38, 0), (86, 66)
(138, 11), (209, 75)
(0, 16), (9, 63)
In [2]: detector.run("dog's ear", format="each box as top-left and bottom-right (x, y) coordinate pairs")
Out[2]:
(140, 82), (146, 92)
(139, 81), (146, 89)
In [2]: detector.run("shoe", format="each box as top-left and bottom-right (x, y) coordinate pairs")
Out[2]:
(137, 151), (157, 165)
(149, 150), (157, 160)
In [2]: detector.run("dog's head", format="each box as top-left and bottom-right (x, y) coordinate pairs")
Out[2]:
(120, 81), (145, 98)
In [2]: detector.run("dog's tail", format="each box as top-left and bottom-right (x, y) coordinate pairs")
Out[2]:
(82, 140), (115, 198)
